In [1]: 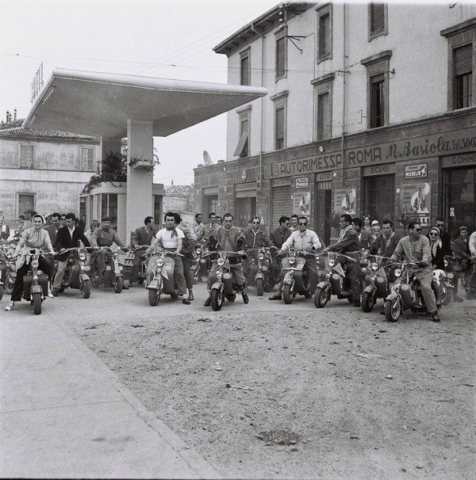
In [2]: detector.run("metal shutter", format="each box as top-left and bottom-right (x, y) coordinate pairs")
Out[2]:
(271, 185), (291, 229)
(454, 44), (472, 75)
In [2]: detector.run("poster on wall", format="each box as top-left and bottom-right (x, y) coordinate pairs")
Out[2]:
(400, 183), (431, 226)
(334, 188), (356, 215)
(293, 191), (311, 219)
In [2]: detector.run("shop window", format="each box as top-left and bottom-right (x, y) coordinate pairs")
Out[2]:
(368, 2), (387, 40)
(20, 145), (34, 169)
(317, 4), (332, 62)
(81, 147), (95, 171)
(240, 48), (251, 86)
(101, 193), (118, 229)
(364, 175), (395, 224)
(444, 167), (475, 233)
(441, 19), (476, 111)
(361, 51), (392, 130)
(276, 28), (287, 80)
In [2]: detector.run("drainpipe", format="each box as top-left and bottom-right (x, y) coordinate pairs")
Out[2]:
(250, 23), (265, 200)
(341, 3), (347, 187)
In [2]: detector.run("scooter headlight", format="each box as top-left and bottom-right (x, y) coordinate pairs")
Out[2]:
(31, 259), (39, 268)
(258, 253), (265, 260)
(195, 248), (201, 255)
(79, 253), (86, 261)
(289, 258), (295, 265)
(328, 259), (335, 268)
(394, 268), (402, 278)
(371, 262), (378, 271)
(444, 259), (448, 267)
(217, 258), (225, 266)
(447, 272), (454, 279)
(156, 258), (164, 267)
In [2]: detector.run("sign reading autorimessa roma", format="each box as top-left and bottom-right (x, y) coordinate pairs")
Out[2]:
(264, 130), (476, 179)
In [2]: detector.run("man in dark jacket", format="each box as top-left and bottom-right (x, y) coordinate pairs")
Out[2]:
(53, 213), (90, 296)
(130, 216), (156, 286)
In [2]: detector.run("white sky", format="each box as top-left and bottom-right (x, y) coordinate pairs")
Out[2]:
(0, 0), (279, 185)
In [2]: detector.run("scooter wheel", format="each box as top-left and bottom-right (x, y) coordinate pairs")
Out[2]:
(33, 292), (42, 315)
(314, 286), (330, 308)
(81, 280), (91, 299)
(361, 291), (375, 312)
(211, 289), (223, 311)
(441, 287), (452, 306)
(114, 277), (124, 293)
(256, 278), (264, 296)
(384, 298), (401, 322)
(0, 285), (3, 302)
(148, 289), (161, 306)
(282, 284), (293, 304)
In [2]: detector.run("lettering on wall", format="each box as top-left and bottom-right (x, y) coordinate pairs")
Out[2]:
(442, 153), (476, 168)
(404, 164), (427, 179)
(265, 153), (343, 179)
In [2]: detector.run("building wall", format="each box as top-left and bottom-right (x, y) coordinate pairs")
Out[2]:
(197, 3), (476, 238)
(0, 136), (99, 225)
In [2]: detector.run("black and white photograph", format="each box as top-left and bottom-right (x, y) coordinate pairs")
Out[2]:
(1, 1), (475, 479)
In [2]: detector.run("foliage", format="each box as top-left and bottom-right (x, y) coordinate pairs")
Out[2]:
(82, 151), (128, 194)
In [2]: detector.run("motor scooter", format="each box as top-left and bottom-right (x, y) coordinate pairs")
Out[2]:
(384, 261), (441, 322)
(88, 246), (126, 293)
(204, 250), (248, 311)
(246, 246), (277, 296)
(190, 243), (206, 284)
(0, 242), (17, 299)
(146, 250), (180, 306)
(313, 251), (358, 308)
(361, 255), (392, 312)
(56, 247), (92, 298)
(13, 249), (53, 315)
(435, 255), (458, 306)
(278, 249), (318, 304)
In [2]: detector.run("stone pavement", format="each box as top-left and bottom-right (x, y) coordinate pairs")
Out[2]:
(0, 308), (221, 479)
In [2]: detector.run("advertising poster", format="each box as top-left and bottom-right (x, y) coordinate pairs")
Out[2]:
(293, 191), (311, 219)
(400, 183), (431, 226)
(334, 188), (356, 215)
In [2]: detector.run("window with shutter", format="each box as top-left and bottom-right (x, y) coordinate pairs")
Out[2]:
(81, 147), (95, 171)
(240, 50), (250, 86)
(368, 2), (387, 40)
(20, 145), (34, 169)
(371, 74), (385, 128)
(276, 107), (285, 150)
(276, 34), (286, 79)
(317, 92), (330, 140)
(317, 4), (333, 62)
(453, 44), (473, 109)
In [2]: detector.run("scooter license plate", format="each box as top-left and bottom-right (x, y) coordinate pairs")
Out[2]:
(223, 273), (232, 280)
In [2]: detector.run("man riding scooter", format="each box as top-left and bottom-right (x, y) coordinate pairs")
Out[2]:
(390, 221), (440, 322)
(91, 216), (129, 287)
(146, 211), (190, 305)
(203, 212), (249, 306)
(270, 216), (321, 300)
(322, 213), (362, 307)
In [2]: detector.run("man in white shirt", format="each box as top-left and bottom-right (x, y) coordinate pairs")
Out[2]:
(269, 216), (321, 300)
(147, 212), (190, 304)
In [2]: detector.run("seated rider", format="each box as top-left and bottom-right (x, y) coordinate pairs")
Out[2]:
(5, 214), (56, 311)
(390, 221), (440, 322)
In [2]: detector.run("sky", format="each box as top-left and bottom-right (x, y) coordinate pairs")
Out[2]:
(0, 0), (279, 185)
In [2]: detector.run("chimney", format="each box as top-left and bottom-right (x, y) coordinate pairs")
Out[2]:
(14, 109), (17, 121)
(6, 110), (10, 122)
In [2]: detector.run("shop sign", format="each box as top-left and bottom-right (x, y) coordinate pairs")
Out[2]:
(399, 183), (431, 226)
(265, 153), (343, 179)
(295, 177), (309, 188)
(315, 172), (333, 181)
(442, 153), (476, 168)
(334, 188), (356, 215)
(346, 130), (476, 167)
(404, 164), (427, 179)
(363, 164), (396, 176)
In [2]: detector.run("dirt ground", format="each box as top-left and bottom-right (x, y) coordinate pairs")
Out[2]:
(65, 283), (476, 479)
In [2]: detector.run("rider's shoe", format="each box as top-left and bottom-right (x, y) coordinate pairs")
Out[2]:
(242, 292), (249, 304)
(4, 301), (14, 311)
(431, 311), (441, 322)
(304, 292), (312, 299)
(453, 294), (464, 302)
(182, 298), (190, 305)
(204, 297), (211, 307)
(354, 300), (361, 307)
(188, 290), (194, 301)
(269, 293), (282, 300)
(52, 288), (59, 297)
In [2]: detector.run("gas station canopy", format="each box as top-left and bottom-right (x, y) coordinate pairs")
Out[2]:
(23, 69), (268, 139)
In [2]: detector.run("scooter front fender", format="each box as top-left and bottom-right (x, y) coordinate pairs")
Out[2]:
(80, 273), (90, 282)
(211, 281), (224, 291)
(364, 284), (377, 295)
(385, 290), (399, 302)
(316, 280), (330, 290)
(31, 284), (43, 295)
(255, 271), (264, 281)
(283, 271), (294, 285)
(147, 277), (162, 290)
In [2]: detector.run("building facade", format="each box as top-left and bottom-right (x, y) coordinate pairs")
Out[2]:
(0, 119), (100, 228)
(193, 2), (476, 242)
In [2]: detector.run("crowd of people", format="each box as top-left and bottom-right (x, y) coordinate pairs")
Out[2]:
(2, 209), (476, 318)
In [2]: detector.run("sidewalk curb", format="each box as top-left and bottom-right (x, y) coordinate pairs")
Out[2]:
(53, 316), (223, 480)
